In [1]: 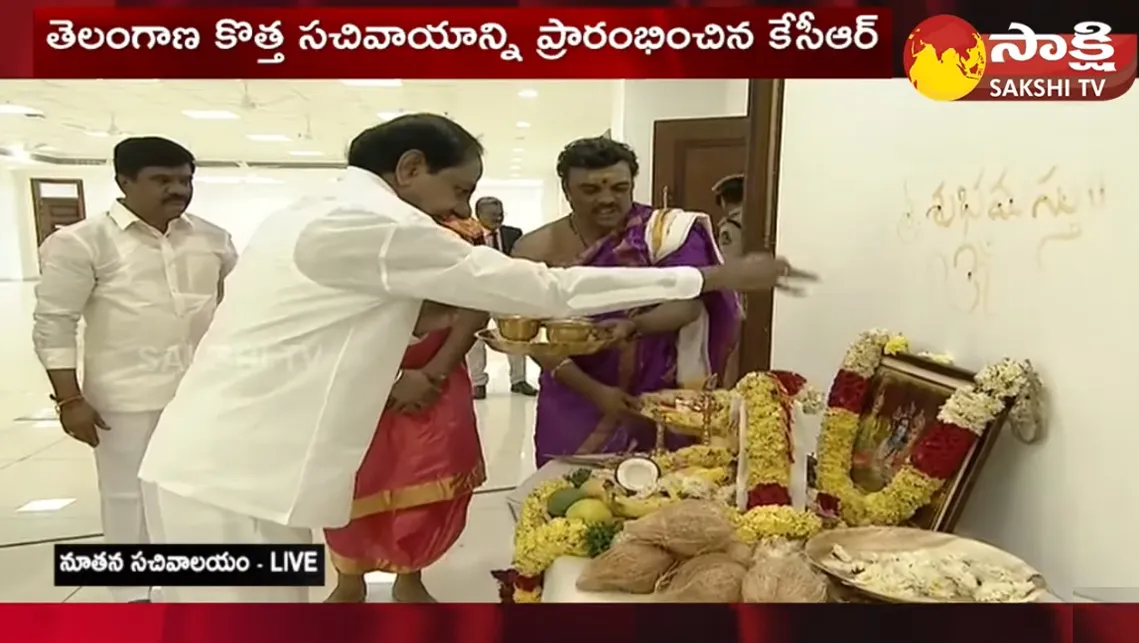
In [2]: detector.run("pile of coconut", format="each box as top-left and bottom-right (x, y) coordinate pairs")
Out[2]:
(576, 499), (829, 603)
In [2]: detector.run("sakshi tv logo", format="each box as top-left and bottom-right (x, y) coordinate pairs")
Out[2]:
(903, 16), (1137, 102)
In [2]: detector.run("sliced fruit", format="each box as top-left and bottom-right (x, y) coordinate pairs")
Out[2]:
(615, 456), (661, 494)
(565, 498), (614, 523)
(546, 488), (587, 517)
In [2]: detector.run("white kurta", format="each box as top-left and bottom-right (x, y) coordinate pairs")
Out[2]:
(33, 202), (236, 603)
(138, 168), (708, 602)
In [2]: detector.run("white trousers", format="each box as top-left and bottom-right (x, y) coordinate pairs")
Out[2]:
(95, 410), (163, 603)
(142, 485), (313, 603)
(466, 339), (526, 387)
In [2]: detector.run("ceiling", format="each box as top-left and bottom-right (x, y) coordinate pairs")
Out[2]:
(0, 79), (615, 179)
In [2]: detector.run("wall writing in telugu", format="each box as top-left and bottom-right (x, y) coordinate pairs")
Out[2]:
(896, 166), (1106, 316)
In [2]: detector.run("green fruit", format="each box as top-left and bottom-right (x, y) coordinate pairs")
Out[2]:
(565, 498), (614, 524)
(546, 488), (587, 517)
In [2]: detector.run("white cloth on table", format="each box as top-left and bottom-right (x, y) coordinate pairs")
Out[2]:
(139, 166), (706, 534)
(142, 485), (312, 603)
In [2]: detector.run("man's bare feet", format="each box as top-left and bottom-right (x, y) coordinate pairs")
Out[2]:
(392, 573), (437, 603)
(324, 574), (367, 603)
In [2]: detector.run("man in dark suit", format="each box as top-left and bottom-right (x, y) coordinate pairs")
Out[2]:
(466, 197), (537, 399)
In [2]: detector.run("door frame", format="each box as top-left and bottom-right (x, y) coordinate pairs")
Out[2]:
(738, 79), (786, 374)
(30, 178), (86, 247)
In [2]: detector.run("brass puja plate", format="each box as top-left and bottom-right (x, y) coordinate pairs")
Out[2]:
(805, 526), (1048, 604)
(475, 329), (616, 360)
(637, 389), (736, 437)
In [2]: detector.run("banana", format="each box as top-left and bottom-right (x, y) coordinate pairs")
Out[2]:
(612, 495), (677, 519)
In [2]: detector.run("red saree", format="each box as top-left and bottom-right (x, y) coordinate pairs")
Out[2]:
(324, 329), (485, 574)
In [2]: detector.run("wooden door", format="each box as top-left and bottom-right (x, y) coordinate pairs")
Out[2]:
(30, 179), (86, 248)
(650, 116), (748, 215)
(738, 80), (786, 374)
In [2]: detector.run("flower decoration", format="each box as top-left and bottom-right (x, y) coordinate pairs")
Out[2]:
(814, 330), (1039, 526)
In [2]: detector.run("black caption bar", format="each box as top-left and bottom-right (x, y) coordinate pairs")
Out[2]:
(54, 544), (325, 587)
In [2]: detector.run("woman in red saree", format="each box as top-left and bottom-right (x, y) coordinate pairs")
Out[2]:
(324, 217), (486, 603)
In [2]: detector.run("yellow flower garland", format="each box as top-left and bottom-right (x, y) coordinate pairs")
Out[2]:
(736, 372), (792, 492)
(654, 444), (735, 472)
(728, 505), (824, 543)
(817, 406), (943, 525)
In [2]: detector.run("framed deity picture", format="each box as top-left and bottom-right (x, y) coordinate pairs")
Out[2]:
(847, 353), (1006, 532)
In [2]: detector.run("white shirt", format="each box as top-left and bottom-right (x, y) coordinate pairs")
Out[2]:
(32, 201), (237, 413)
(139, 167), (705, 529)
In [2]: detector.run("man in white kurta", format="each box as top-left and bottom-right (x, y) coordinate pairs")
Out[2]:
(138, 114), (814, 603)
(33, 137), (236, 603)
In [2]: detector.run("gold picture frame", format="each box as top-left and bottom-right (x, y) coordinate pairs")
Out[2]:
(846, 353), (1006, 532)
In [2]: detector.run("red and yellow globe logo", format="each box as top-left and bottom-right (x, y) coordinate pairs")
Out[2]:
(903, 15), (988, 101)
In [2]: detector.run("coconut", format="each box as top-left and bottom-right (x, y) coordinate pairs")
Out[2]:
(725, 540), (754, 567)
(576, 541), (676, 594)
(741, 540), (828, 603)
(622, 499), (735, 557)
(655, 552), (747, 603)
(615, 456), (661, 494)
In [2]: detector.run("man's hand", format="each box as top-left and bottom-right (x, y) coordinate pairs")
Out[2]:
(701, 254), (818, 295)
(594, 318), (638, 342)
(587, 384), (641, 418)
(388, 370), (443, 413)
(59, 399), (109, 447)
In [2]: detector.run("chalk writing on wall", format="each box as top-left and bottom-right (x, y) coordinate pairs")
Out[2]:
(897, 167), (1106, 315)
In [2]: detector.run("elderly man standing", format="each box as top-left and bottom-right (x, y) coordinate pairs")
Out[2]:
(465, 196), (537, 399)
(33, 137), (236, 603)
(137, 114), (816, 603)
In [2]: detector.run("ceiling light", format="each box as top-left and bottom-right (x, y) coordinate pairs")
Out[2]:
(289, 150), (324, 157)
(515, 121), (531, 128)
(85, 130), (110, 138)
(511, 157), (522, 163)
(246, 134), (291, 142)
(0, 104), (42, 116)
(183, 109), (239, 120)
(510, 165), (521, 171)
(17, 498), (75, 513)
(510, 173), (521, 179)
(512, 147), (524, 153)
(376, 111), (404, 121)
(518, 89), (538, 98)
(342, 79), (402, 87)
(194, 176), (244, 184)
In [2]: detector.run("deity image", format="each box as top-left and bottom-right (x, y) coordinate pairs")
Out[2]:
(850, 368), (946, 492)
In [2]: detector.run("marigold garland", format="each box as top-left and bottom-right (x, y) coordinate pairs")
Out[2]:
(735, 370), (820, 508)
(815, 329), (1036, 527)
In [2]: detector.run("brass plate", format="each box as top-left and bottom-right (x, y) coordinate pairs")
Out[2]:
(804, 526), (1048, 603)
(638, 389), (735, 436)
(475, 329), (615, 360)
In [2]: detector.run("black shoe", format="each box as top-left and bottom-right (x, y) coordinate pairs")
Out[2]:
(473, 385), (487, 400)
(129, 599), (151, 603)
(511, 382), (538, 396)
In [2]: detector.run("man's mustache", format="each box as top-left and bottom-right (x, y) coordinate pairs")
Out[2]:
(164, 197), (188, 204)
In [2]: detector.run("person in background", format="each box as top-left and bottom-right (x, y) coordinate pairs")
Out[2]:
(466, 196), (537, 399)
(513, 137), (743, 467)
(711, 173), (747, 386)
(138, 114), (814, 602)
(712, 174), (745, 260)
(32, 137), (236, 603)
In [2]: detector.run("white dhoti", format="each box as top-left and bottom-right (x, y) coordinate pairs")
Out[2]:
(142, 485), (314, 603)
(95, 410), (163, 602)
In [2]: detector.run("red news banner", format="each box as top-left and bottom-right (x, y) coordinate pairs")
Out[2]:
(30, 8), (891, 79)
(977, 21), (1137, 101)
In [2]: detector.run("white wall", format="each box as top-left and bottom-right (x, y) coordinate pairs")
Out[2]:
(611, 80), (749, 203)
(0, 164), (547, 279)
(773, 79), (1138, 600)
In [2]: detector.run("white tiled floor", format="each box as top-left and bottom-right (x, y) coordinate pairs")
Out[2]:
(0, 281), (536, 602)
